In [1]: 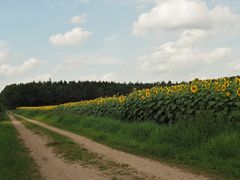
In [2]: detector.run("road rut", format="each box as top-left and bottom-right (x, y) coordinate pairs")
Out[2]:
(13, 113), (209, 180)
(10, 114), (107, 180)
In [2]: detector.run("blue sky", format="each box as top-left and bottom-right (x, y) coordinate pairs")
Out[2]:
(1, 0), (240, 91)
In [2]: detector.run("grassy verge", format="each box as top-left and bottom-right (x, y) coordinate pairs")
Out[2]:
(19, 118), (141, 179)
(15, 110), (240, 179)
(0, 115), (42, 180)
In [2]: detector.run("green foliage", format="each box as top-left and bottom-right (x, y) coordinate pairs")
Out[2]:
(0, 102), (7, 121)
(0, 80), (165, 109)
(56, 86), (240, 125)
(15, 110), (240, 179)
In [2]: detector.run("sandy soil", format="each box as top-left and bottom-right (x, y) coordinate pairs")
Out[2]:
(13, 113), (210, 180)
(10, 114), (108, 180)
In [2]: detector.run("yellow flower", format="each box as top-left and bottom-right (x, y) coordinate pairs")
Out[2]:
(226, 92), (231, 97)
(190, 85), (198, 93)
(236, 77), (240, 84)
(146, 92), (151, 97)
(216, 84), (221, 91)
(153, 89), (158, 95)
(141, 96), (145, 100)
(118, 95), (125, 103)
(222, 84), (227, 92)
(166, 89), (173, 95)
(237, 88), (240, 97)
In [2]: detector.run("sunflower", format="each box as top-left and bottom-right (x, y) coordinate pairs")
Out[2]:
(237, 88), (240, 97)
(216, 84), (221, 91)
(226, 92), (231, 97)
(167, 90), (173, 95)
(222, 84), (227, 92)
(146, 92), (151, 97)
(141, 96), (145, 100)
(153, 89), (158, 95)
(190, 85), (198, 93)
(119, 95), (125, 103)
(236, 77), (240, 85)
(145, 89), (150, 93)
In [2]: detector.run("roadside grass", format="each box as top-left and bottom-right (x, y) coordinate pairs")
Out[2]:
(15, 110), (240, 179)
(19, 118), (141, 179)
(0, 115), (42, 180)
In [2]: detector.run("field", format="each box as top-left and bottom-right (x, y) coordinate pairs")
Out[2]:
(15, 76), (240, 179)
(19, 77), (240, 124)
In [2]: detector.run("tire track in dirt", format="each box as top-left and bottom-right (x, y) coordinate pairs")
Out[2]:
(13, 113), (210, 180)
(10, 114), (108, 180)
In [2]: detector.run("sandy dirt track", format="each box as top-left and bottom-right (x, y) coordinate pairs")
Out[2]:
(13, 113), (210, 180)
(10, 114), (108, 180)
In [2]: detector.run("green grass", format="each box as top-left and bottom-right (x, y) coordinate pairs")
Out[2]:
(0, 117), (42, 180)
(15, 109), (240, 179)
(20, 118), (141, 179)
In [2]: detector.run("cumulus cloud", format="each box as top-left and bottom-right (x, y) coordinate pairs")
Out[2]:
(79, 73), (116, 82)
(49, 27), (91, 46)
(133, 0), (240, 80)
(0, 42), (9, 64)
(133, 0), (240, 35)
(140, 29), (232, 77)
(36, 74), (51, 81)
(54, 54), (124, 73)
(0, 58), (43, 76)
(70, 14), (87, 24)
(141, 44), (231, 73)
(101, 73), (116, 81)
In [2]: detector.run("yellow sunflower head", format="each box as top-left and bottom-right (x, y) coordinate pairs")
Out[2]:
(146, 92), (151, 97)
(226, 92), (231, 97)
(145, 88), (150, 93)
(141, 96), (145, 100)
(237, 88), (240, 97)
(190, 85), (198, 93)
(222, 85), (227, 92)
(118, 95), (125, 103)
(236, 77), (240, 85)
(154, 89), (158, 95)
(216, 84), (221, 91)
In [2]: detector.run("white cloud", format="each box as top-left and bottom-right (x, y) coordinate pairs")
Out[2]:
(233, 64), (240, 71)
(133, 0), (240, 36)
(0, 58), (43, 76)
(70, 14), (87, 24)
(36, 74), (51, 81)
(140, 30), (231, 77)
(133, 0), (240, 80)
(0, 41), (9, 64)
(101, 73), (115, 81)
(54, 54), (124, 73)
(49, 27), (91, 46)
(79, 73), (116, 82)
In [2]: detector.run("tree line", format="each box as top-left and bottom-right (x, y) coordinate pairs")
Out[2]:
(0, 80), (176, 109)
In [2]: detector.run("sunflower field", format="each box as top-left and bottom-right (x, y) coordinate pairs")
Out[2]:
(18, 76), (240, 124)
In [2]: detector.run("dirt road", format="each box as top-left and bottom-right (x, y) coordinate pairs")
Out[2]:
(10, 114), (108, 180)
(13, 113), (209, 180)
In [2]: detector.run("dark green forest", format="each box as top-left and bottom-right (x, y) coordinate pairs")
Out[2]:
(0, 80), (174, 109)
